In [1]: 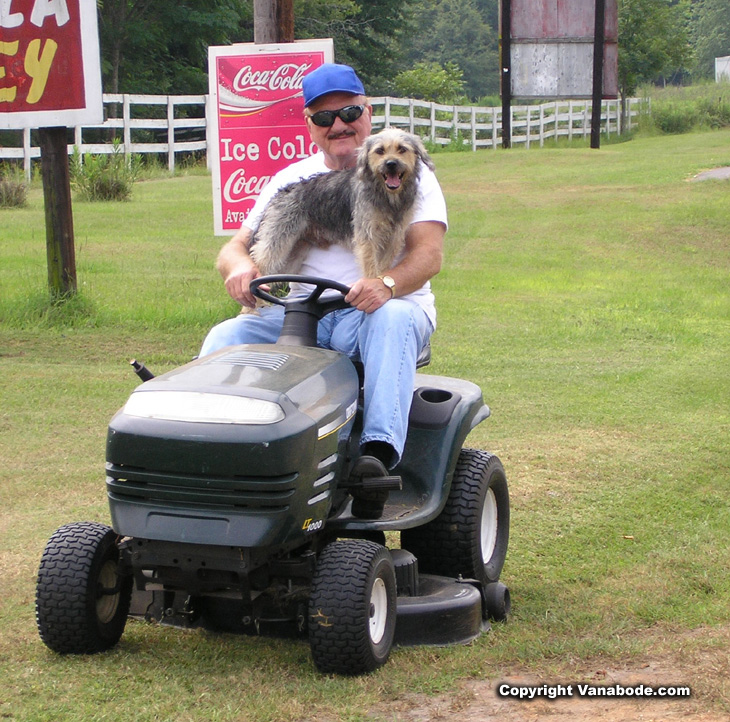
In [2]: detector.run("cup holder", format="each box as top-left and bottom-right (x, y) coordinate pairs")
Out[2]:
(418, 388), (454, 404)
(410, 387), (461, 429)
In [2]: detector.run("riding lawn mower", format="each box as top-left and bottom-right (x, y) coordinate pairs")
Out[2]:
(36, 275), (511, 675)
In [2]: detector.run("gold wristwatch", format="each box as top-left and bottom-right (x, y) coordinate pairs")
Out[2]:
(378, 275), (396, 298)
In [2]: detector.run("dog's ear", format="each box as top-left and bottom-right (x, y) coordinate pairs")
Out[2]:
(411, 133), (435, 172)
(357, 136), (374, 177)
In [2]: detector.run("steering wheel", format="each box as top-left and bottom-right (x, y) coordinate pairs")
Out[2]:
(249, 274), (353, 346)
(250, 274), (352, 314)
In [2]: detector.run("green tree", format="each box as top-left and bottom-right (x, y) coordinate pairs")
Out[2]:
(98, 0), (251, 95)
(618, 0), (691, 96)
(405, 0), (499, 100)
(98, 0), (417, 97)
(394, 61), (465, 103)
(294, 0), (418, 94)
(691, 0), (730, 78)
(95, 0), (503, 101)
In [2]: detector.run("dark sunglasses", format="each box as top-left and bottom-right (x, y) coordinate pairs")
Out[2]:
(307, 104), (365, 128)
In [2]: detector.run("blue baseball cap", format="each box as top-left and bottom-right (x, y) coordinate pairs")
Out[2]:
(302, 64), (366, 107)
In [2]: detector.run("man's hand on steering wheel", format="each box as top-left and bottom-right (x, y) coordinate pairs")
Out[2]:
(346, 278), (392, 314)
(224, 258), (262, 308)
(247, 274), (392, 315)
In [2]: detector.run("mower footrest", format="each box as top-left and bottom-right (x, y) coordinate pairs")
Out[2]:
(360, 475), (402, 492)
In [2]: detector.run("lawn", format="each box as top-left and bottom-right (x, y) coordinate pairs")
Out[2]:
(1, 129), (729, 721)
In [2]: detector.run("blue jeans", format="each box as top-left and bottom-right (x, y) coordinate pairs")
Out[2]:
(199, 300), (433, 467)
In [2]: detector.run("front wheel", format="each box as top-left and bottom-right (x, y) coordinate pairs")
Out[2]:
(402, 449), (509, 590)
(308, 540), (397, 675)
(36, 521), (132, 654)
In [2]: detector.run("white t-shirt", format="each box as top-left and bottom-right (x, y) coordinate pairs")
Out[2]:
(243, 151), (448, 328)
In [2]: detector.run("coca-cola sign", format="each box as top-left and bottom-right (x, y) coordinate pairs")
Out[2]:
(209, 41), (334, 234)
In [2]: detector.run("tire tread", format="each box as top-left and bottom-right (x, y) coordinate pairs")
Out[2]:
(36, 521), (131, 654)
(401, 449), (509, 584)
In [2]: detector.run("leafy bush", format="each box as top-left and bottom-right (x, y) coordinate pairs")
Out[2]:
(0, 165), (28, 207)
(643, 82), (730, 134)
(70, 141), (141, 201)
(424, 131), (472, 154)
(696, 95), (730, 128)
(394, 61), (466, 104)
(651, 103), (699, 134)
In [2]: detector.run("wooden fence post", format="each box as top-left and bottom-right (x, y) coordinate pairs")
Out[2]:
(39, 127), (76, 298)
(206, 94), (213, 171)
(23, 128), (32, 182)
(123, 95), (131, 160)
(167, 96), (175, 172)
(471, 107), (477, 151)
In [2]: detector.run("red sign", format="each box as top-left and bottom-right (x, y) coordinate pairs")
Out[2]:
(208, 40), (334, 234)
(0, 0), (102, 128)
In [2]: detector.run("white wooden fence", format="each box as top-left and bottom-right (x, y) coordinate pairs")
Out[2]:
(372, 96), (643, 149)
(2, 94), (209, 181)
(1, 93), (643, 180)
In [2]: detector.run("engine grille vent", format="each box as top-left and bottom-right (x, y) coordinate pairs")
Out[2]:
(106, 463), (297, 512)
(206, 350), (289, 370)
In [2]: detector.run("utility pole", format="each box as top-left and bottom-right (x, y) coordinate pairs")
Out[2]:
(500, 0), (512, 149)
(591, 0), (607, 149)
(253, 0), (294, 43)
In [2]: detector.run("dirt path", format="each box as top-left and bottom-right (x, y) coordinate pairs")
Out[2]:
(375, 627), (730, 721)
(691, 166), (730, 181)
(385, 667), (717, 721)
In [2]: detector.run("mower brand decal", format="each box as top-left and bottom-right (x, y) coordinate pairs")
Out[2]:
(317, 400), (357, 440)
(302, 518), (323, 533)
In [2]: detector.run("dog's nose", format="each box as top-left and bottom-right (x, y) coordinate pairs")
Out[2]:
(385, 159), (399, 172)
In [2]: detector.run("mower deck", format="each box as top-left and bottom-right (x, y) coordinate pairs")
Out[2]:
(128, 573), (487, 648)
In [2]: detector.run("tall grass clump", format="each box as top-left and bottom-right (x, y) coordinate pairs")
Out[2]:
(424, 130), (473, 154)
(651, 102), (699, 134)
(0, 164), (28, 207)
(696, 94), (730, 128)
(70, 140), (142, 201)
(643, 81), (730, 134)
(2, 288), (97, 329)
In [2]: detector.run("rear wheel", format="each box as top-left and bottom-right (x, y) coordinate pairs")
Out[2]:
(36, 521), (132, 654)
(402, 449), (509, 589)
(308, 539), (396, 675)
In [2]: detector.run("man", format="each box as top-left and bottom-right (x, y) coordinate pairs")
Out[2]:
(200, 63), (447, 518)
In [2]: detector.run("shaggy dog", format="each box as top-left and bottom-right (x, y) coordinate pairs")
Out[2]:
(249, 128), (434, 279)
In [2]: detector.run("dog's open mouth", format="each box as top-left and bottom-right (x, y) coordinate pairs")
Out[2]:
(384, 171), (404, 190)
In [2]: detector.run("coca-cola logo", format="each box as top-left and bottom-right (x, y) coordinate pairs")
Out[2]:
(223, 168), (272, 204)
(233, 62), (311, 97)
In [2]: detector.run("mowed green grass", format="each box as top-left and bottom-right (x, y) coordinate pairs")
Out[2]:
(1, 129), (729, 720)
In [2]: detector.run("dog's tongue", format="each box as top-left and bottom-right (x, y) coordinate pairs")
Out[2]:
(385, 172), (402, 190)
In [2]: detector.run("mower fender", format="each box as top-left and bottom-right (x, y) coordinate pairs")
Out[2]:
(332, 373), (489, 532)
